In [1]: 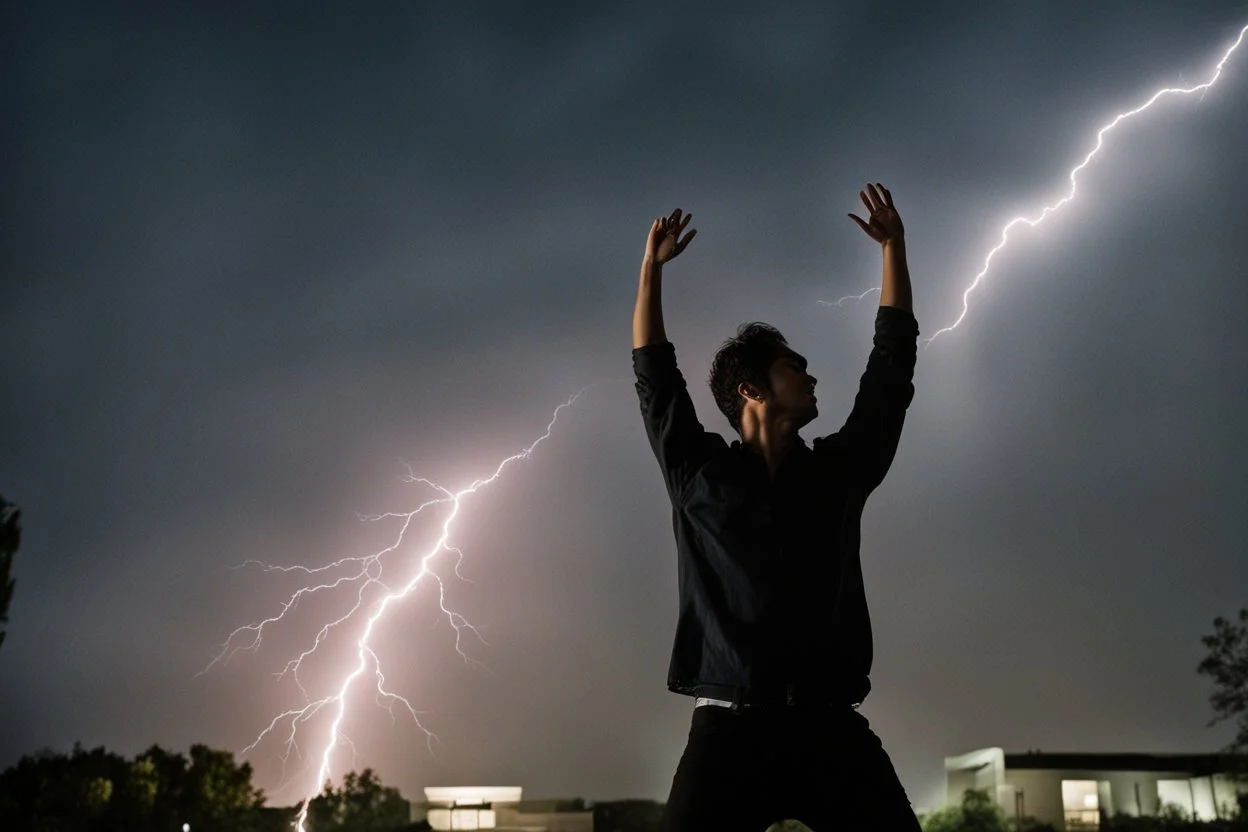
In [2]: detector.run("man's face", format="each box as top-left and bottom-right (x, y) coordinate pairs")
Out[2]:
(766, 349), (818, 426)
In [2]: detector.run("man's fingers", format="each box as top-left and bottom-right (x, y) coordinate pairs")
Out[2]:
(866, 183), (885, 211)
(675, 227), (698, 253)
(881, 186), (894, 208)
(860, 191), (875, 214)
(680, 212), (693, 230)
(848, 213), (878, 238)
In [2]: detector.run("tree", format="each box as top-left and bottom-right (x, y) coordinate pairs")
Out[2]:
(0, 495), (19, 651)
(0, 743), (132, 832)
(306, 768), (409, 832)
(0, 743), (270, 832)
(183, 744), (267, 830)
(923, 790), (1010, 832)
(1103, 805), (1248, 832)
(922, 789), (1064, 832)
(592, 799), (665, 832)
(1198, 608), (1248, 754)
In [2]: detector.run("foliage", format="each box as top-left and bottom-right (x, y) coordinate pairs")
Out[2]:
(922, 792), (1248, 832)
(0, 742), (266, 832)
(1103, 807), (1248, 832)
(921, 789), (1060, 832)
(592, 798), (666, 832)
(0, 494), (19, 651)
(1199, 609), (1248, 754)
(0, 739), (423, 832)
(306, 768), (410, 832)
(922, 789), (1010, 832)
(1012, 819), (1063, 832)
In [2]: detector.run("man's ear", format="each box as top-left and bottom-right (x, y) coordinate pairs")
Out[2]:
(737, 381), (764, 404)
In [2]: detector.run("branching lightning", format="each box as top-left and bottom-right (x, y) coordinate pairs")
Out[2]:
(817, 286), (880, 308)
(202, 390), (586, 832)
(829, 22), (1248, 347)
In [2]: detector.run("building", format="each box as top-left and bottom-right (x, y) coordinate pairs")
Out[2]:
(945, 748), (1248, 830)
(417, 786), (594, 831)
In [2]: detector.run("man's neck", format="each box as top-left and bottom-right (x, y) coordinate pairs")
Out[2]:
(739, 413), (801, 478)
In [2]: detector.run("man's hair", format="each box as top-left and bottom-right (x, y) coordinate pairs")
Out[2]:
(709, 322), (790, 433)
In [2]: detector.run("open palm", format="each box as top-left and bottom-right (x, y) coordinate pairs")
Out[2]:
(848, 183), (904, 245)
(646, 207), (697, 264)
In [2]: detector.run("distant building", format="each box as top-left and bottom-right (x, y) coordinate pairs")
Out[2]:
(945, 748), (1248, 830)
(416, 786), (594, 831)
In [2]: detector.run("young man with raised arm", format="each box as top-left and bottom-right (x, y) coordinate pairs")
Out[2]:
(632, 184), (921, 831)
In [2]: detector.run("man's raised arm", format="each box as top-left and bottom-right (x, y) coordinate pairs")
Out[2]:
(824, 183), (919, 491)
(633, 209), (696, 348)
(631, 209), (711, 500)
(848, 183), (912, 314)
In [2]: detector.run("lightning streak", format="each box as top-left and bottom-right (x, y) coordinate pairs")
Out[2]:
(923, 22), (1248, 346)
(203, 390), (586, 832)
(817, 286), (880, 308)
(829, 22), (1248, 346)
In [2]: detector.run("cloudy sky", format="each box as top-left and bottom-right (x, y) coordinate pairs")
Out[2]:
(4, 0), (1248, 815)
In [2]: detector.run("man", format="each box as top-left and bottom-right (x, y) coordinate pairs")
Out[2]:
(632, 183), (920, 831)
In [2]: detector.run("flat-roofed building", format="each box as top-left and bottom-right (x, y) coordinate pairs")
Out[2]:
(945, 748), (1247, 830)
(419, 786), (593, 831)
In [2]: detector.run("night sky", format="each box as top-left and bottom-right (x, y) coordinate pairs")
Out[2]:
(4, 0), (1248, 814)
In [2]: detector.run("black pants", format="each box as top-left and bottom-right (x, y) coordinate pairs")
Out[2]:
(661, 704), (921, 832)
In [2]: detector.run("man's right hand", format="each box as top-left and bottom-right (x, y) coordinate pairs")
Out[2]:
(645, 208), (697, 265)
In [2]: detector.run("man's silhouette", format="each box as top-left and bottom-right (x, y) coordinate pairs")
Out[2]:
(631, 184), (921, 831)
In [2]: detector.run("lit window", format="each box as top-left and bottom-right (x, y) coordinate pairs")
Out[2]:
(1062, 780), (1100, 830)
(451, 807), (480, 830)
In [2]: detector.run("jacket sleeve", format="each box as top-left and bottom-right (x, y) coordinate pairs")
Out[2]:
(633, 341), (715, 501)
(815, 306), (918, 491)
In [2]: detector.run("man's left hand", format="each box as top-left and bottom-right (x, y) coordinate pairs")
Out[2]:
(848, 183), (904, 246)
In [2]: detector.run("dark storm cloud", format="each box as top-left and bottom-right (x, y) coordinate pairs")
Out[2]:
(3, 0), (1247, 812)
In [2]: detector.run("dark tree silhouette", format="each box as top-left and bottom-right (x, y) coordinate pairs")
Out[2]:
(1199, 608), (1248, 755)
(306, 768), (410, 832)
(922, 790), (1010, 832)
(921, 789), (1061, 832)
(0, 495), (18, 651)
(0, 743), (269, 832)
(592, 799), (666, 832)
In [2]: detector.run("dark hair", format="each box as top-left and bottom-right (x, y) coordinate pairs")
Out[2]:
(709, 322), (790, 433)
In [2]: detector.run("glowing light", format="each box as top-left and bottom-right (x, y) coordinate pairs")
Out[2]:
(202, 391), (586, 832)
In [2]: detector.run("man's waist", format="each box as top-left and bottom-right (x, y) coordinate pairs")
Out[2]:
(690, 680), (867, 709)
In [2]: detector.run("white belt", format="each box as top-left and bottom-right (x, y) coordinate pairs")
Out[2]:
(694, 695), (861, 710)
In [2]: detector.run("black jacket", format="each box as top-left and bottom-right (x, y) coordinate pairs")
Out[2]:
(632, 305), (918, 705)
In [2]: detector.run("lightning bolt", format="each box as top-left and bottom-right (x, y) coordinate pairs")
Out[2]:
(202, 389), (587, 832)
(817, 287), (880, 308)
(828, 22), (1248, 347)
